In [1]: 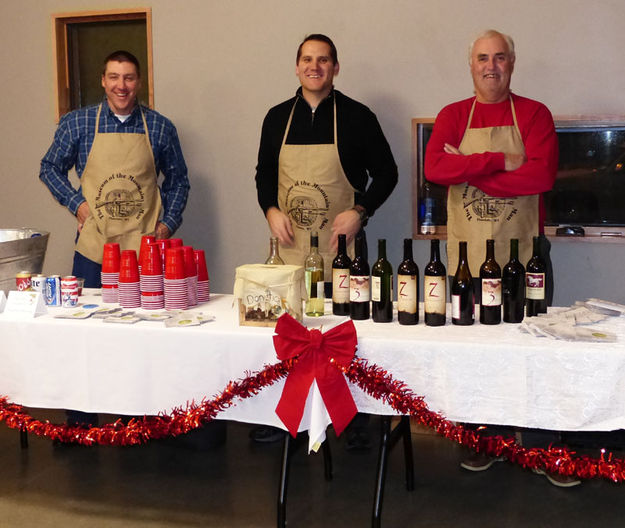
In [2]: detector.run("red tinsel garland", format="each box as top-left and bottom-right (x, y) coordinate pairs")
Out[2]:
(1, 356), (625, 482)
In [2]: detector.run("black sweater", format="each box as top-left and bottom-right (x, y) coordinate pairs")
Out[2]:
(255, 88), (398, 218)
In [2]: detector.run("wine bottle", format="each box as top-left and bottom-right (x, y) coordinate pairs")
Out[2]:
(397, 238), (419, 325)
(332, 234), (351, 316)
(451, 241), (474, 325)
(265, 237), (284, 265)
(304, 231), (324, 317)
(372, 239), (393, 323)
(525, 235), (547, 316)
(349, 234), (370, 320)
(479, 239), (501, 325)
(424, 239), (446, 326)
(503, 238), (525, 323)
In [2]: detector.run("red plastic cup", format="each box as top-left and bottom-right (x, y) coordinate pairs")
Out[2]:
(155, 239), (170, 272)
(139, 235), (156, 269)
(142, 243), (163, 275)
(193, 249), (209, 281)
(181, 246), (197, 278)
(119, 250), (140, 283)
(169, 238), (183, 249)
(102, 243), (121, 273)
(164, 247), (186, 280)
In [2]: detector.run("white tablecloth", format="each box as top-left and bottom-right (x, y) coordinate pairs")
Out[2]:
(2, 290), (625, 442)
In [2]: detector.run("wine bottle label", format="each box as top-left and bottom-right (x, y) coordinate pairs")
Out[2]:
(451, 294), (460, 319)
(525, 272), (545, 300)
(371, 276), (381, 301)
(481, 278), (502, 306)
(350, 275), (370, 302)
(397, 274), (417, 313)
(305, 269), (323, 298)
(332, 268), (350, 303)
(424, 275), (446, 315)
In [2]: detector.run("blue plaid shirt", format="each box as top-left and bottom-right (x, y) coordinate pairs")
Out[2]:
(40, 99), (190, 234)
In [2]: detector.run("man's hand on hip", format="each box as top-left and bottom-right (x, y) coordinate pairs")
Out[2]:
(266, 207), (294, 246)
(76, 202), (91, 233)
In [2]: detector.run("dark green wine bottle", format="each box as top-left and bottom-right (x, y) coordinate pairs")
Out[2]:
(479, 239), (501, 325)
(372, 239), (393, 322)
(397, 238), (419, 325)
(451, 241), (474, 325)
(332, 234), (351, 316)
(349, 234), (370, 320)
(424, 239), (446, 326)
(525, 236), (547, 316)
(503, 238), (525, 323)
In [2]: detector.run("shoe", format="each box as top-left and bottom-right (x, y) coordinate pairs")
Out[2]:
(460, 451), (505, 471)
(532, 468), (582, 488)
(249, 426), (285, 443)
(345, 429), (372, 451)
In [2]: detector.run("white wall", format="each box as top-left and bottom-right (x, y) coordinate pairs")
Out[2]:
(2, 0), (624, 305)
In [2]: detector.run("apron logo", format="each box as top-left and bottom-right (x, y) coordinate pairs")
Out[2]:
(285, 180), (330, 230)
(94, 173), (146, 221)
(462, 186), (516, 222)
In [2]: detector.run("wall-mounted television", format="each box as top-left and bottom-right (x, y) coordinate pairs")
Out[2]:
(412, 117), (625, 242)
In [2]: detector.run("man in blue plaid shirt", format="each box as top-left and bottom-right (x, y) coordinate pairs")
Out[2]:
(40, 50), (190, 288)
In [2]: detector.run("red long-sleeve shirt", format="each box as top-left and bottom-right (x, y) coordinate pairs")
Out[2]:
(425, 93), (558, 226)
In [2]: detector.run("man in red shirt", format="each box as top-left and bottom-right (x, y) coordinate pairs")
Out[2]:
(426, 30), (578, 487)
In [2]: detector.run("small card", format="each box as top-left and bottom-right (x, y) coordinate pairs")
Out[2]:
(103, 313), (141, 324)
(54, 309), (96, 320)
(5, 291), (47, 317)
(91, 307), (123, 319)
(136, 312), (173, 322)
(164, 312), (215, 328)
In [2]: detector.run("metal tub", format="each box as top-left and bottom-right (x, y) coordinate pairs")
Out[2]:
(0, 229), (49, 293)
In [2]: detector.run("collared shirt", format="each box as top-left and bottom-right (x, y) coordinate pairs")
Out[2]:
(40, 99), (190, 233)
(255, 88), (397, 218)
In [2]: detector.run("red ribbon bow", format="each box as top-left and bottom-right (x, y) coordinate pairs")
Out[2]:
(273, 313), (358, 437)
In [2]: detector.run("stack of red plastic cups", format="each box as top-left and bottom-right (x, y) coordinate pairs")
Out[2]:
(182, 246), (198, 307)
(164, 247), (188, 310)
(119, 250), (141, 308)
(156, 239), (170, 274)
(101, 243), (121, 303)
(194, 249), (210, 303)
(140, 242), (164, 309)
(138, 235), (156, 275)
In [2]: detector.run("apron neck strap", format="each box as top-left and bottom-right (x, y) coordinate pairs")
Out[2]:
(281, 94), (338, 147)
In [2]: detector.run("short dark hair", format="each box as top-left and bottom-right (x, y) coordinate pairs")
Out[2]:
(296, 34), (338, 65)
(102, 50), (141, 77)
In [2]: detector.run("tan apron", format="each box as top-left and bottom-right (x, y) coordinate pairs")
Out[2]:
(278, 97), (355, 282)
(447, 97), (538, 273)
(76, 104), (162, 263)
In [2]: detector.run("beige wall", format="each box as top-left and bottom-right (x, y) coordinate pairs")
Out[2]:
(2, 0), (624, 304)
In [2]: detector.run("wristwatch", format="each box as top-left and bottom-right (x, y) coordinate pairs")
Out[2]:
(351, 205), (368, 225)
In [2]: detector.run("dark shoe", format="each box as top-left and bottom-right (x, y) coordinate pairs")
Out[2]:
(532, 468), (581, 488)
(460, 451), (505, 471)
(345, 429), (371, 451)
(249, 426), (285, 443)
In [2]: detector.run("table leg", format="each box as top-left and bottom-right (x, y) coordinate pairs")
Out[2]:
(277, 433), (291, 528)
(372, 416), (415, 527)
(322, 437), (333, 481)
(372, 416), (391, 528)
(20, 429), (28, 449)
(401, 416), (415, 491)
